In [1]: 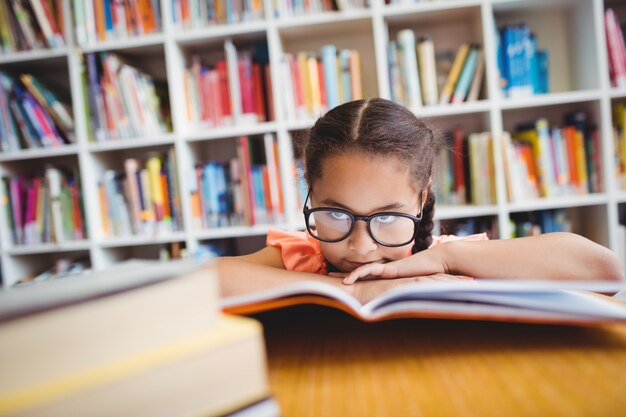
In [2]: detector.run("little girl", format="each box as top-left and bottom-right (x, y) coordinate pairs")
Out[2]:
(217, 98), (623, 303)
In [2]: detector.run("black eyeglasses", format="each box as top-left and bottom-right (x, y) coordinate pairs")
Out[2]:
(302, 188), (422, 247)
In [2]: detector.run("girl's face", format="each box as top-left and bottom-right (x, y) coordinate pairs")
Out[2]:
(309, 152), (424, 273)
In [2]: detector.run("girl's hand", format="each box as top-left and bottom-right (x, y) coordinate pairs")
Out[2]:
(342, 248), (450, 285)
(350, 274), (470, 305)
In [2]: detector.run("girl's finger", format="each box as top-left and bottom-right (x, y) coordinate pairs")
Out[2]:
(343, 263), (399, 285)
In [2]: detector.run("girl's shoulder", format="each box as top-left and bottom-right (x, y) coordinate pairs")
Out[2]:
(429, 233), (489, 248)
(267, 228), (327, 274)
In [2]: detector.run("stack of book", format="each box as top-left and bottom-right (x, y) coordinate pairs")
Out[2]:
(98, 148), (183, 237)
(495, 23), (549, 99)
(0, 0), (65, 52)
(183, 42), (273, 129)
(2, 165), (86, 245)
(72, 0), (162, 46)
(84, 52), (169, 143)
(189, 134), (284, 229)
(0, 72), (75, 153)
(388, 32), (485, 108)
(173, 0), (264, 27)
(501, 111), (602, 203)
(509, 208), (571, 238)
(0, 259), (279, 416)
(280, 45), (363, 120)
(435, 128), (496, 206)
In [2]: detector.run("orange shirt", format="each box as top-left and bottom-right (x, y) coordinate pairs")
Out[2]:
(266, 228), (489, 275)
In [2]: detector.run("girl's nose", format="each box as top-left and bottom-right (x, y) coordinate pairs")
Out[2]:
(347, 221), (377, 255)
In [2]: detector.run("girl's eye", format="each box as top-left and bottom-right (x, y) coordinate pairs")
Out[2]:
(329, 211), (349, 220)
(375, 215), (397, 224)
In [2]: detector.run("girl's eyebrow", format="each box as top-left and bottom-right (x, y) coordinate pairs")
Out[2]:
(320, 199), (405, 212)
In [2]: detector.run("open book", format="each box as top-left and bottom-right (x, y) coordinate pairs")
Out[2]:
(221, 279), (626, 325)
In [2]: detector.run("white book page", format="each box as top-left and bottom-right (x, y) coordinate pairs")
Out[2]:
(361, 280), (626, 318)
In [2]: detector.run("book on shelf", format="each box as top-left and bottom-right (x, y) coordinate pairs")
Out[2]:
(501, 113), (602, 203)
(0, 258), (276, 417)
(99, 148), (182, 237)
(281, 45), (362, 121)
(605, 8), (626, 89)
(390, 35), (484, 107)
(613, 102), (626, 190)
(0, 71), (75, 152)
(189, 134), (285, 229)
(73, 0), (162, 46)
(510, 208), (571, 238)
(222, 279), (626, 326)
(497, 23), (549, 99)
(185, 41), (272, 129)
(0, 0), (65, 53)
(2, 166), (86, 245)
(174, 0), (264, 27)
(434, 129), (494, 206)
(84, 52), (169, 142)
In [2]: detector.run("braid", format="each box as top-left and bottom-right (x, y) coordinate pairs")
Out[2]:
(412, 189), (435, 253)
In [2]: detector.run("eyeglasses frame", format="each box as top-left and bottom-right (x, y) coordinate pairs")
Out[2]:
(302, 188), (423, 247)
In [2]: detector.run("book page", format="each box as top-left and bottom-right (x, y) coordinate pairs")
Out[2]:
(220, 281), (363, 314)
(361, 280), (626, 321)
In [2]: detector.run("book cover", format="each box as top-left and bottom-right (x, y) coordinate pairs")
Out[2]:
(439, 42), (469, 104)
(397, 29), (422, 110)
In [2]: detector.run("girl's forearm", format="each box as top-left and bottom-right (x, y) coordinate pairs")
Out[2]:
(441, 232), (624, 281)
(214, 257), (352, 298)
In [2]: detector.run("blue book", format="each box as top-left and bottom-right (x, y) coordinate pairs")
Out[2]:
(537, 50), (549, 94)
(321, 44), (340, 110)
(451, 46), (478, 103)
(103, 0), (113, 37)
(339, 49), (352, 104)
(202, 163), (216, 227)
(529, 34), (540, 94)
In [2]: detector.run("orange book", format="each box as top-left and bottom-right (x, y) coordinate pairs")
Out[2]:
(160, 171), (171, 224)
(562, 127), (580, 188)
(98, 183), (110, 236)
(138, 0), (156, 33)
(222, 279), (626, 326)
(94, 0), (106, 41)
(349, 50), (363, 100)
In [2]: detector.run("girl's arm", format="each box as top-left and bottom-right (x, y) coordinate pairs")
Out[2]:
(344, 232), (625, 284)
(214, 247), (464, 303)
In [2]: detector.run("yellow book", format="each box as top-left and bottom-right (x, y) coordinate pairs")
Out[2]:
(297, 51), (312, 114)
(439, 43), (469, 104)
(146, 155), (165, 225)
(515, 128), (548, 197)
(573, 130), (589, 193)
(307, 54), (322, 113)
(349, 50), (363, 100)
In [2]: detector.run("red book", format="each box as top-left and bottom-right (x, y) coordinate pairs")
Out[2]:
(452, 127), (466, 204)
(317, 60), (327, 109)
(252, 63), (266, 122)
(562, 127), (579, 188)
(69, 181), (84, 239)
(208, 70), (223, 124)
(160, 171), (171, 223)
(238, 56), (255, 116)
(289, 54), (304, 110)
(264, 63), (274, 121)
(215, 60), (232, 118)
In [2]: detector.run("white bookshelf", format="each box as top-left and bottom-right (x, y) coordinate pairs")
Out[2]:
(0, 0), (625, 286)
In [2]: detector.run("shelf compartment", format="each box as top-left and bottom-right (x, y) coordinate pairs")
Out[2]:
(2, 249), (91, 288)
(493, 0), (600, 94)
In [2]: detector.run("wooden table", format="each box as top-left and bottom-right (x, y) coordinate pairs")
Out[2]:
(253, 305), (626, 417)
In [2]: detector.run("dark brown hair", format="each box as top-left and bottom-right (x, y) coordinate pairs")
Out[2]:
(304, 98), (444, 253)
